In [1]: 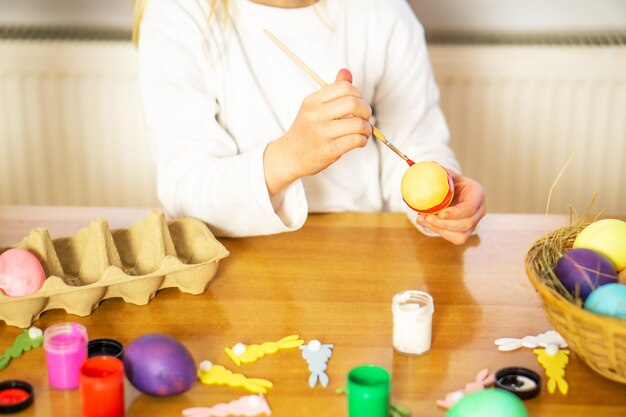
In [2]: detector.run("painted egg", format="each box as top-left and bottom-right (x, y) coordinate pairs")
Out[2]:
(401, 161), (454, 214)
(123, 334), (196, 397)
(554, 248), (618, 301)
(584, 283), (626, 319)
(446, 389), (528, 417)
(0, 248), (46, 296)
(573, 219), (626, 271)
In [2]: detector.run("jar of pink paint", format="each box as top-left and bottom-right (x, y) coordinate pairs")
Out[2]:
(43, 323), (88, 390)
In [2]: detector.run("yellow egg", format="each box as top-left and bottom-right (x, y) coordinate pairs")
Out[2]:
(400, 161), (454, 214)
(573, 219), (626, 271)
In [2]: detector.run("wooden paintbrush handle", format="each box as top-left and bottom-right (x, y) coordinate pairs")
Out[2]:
(264, 29), (413, 165)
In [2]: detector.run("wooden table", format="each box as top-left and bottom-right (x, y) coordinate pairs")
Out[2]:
(0, 206), (624, 416)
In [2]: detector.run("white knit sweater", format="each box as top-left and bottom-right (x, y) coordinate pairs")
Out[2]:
(138, 0), (460, 236)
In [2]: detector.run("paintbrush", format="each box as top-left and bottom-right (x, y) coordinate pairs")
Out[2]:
(264, 29), (415, 166)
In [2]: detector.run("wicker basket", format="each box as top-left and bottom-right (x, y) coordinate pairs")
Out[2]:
(525, 224), (626, 384)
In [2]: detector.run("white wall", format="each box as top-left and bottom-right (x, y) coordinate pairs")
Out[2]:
(0, 0), (132, 28)
(0, 0), (624, 31)
(409, 0), (626, 32)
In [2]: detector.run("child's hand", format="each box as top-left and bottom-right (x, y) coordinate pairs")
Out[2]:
(415, 171), (486, 245)
(264, 69), (372, 196)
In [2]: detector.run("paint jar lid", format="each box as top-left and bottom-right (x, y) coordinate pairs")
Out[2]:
(0, 380), (34, 414)
(495, 367), (541, 400)
(88, 338), (124, 359)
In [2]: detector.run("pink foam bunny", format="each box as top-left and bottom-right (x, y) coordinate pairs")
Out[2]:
(436, 368), (495, 409)
(183, 394), (271, 417)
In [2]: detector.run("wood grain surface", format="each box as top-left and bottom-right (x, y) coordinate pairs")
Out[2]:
(0, 206), (624, 416)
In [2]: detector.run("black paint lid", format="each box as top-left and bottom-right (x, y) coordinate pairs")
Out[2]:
(88, 338), (124, 359)
(495, 367), (541, 400)
(0, 380), (34, 414)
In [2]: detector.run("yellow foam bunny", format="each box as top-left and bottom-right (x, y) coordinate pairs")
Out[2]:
(534, 348), (570, 394)
(225, 334), (304, 366)
(197, 361), (273, 394)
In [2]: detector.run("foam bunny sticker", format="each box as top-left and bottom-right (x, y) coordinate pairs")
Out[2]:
(197, 361), (273, 394)
(534, 347), (570, 395)
(436, 368), (495, 409)
(300, 340), (334, 388)
(182, 394), (271, 417)
(0, 327), (43, 370)
(495, 330), (567, 352)
(225, 335), (304, 366)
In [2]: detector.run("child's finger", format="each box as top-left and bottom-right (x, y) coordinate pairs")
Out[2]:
(437, 200), (476, 220)
(327, 117), (372, 139)
(424, 215), (475, 233)
(335, 68), (353, 83)
(331, 134), (369, 155)
(314, 81), (362, 103)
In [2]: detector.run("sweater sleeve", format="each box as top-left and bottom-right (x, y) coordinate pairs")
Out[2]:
(138, 0), (307, 237)
(369, 0), (461, 214)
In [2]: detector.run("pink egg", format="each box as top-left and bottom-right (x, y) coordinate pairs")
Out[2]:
(0, 248), (47, 296)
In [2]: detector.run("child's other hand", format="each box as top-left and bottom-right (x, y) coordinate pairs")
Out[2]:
(414, 171), (486, 245)
(264, 69), (372, 195)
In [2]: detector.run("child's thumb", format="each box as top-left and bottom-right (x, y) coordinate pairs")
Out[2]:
(335, 68), (352, 84)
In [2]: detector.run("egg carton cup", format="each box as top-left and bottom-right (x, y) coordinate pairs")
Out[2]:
(0, 210), (229, 328)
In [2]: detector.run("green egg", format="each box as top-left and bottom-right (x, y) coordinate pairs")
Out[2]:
(446, 389), (528, 417)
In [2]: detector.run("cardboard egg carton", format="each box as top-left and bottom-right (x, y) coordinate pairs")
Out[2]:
(0, 210), (229, 328)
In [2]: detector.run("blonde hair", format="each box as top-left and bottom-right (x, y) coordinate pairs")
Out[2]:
(132, 0), (229, 46)
(132, 0), (147, 46)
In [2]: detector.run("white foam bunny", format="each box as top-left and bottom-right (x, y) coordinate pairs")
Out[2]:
(495, 330), (567, 352)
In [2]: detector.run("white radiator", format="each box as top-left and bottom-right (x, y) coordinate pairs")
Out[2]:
(0, 37), (624, 214)
(431, 45), (626, 215)
(0, 40), (158, 207)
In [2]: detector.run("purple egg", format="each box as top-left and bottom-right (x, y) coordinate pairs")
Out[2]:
(123, 334), (196, 397)
(555, 248), (618, 301)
